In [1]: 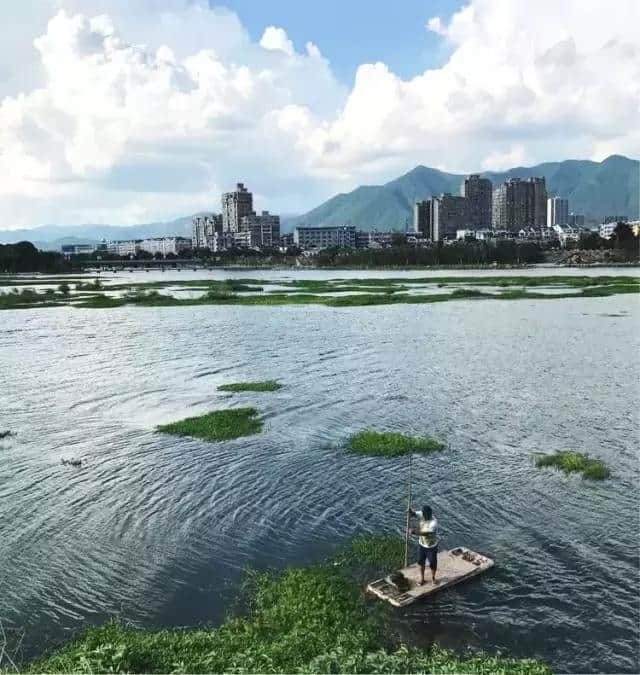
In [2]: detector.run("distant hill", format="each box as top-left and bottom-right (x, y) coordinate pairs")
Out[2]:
(286, 155), (639, 231)
(0, 215), (198, 250)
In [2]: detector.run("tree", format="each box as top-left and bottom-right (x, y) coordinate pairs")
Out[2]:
(391, 232), (406, 247)
(611, 222), (639, 258)
(578, 231), (604, 250)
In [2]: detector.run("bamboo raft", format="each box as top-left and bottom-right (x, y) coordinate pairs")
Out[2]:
(367, 547), (494, 607)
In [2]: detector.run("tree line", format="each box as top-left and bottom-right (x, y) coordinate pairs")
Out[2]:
(0, 242), (73, 273)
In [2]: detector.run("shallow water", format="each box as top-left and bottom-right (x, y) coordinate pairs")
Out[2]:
(0, 268), (638, 673)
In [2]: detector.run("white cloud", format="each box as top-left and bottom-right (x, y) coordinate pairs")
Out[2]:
(0, 0), (638, 228)
(260, 26), (295, 56)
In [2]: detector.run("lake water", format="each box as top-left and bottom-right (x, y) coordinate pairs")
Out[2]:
(0, 268), (638, 673)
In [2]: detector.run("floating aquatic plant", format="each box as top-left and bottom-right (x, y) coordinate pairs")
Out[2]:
(218, 381), (282, 393)
(348, 431), (444, 457)
(157, 408), (262, 442)
(535, 451), (610, 480)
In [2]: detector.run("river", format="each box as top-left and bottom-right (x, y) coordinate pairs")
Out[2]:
(0, 267), (638, 673)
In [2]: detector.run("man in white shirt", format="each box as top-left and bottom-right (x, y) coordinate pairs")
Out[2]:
(407, 504), (439, 585)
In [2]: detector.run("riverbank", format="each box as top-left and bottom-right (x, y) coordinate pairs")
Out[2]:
(19, 539), (550, 674)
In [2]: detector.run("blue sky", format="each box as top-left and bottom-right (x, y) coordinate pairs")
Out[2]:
(214, 0), (460, 84)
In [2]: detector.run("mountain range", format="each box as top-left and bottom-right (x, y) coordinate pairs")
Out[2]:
(286, 154), (639, 231)
(1, 155), (637, 249)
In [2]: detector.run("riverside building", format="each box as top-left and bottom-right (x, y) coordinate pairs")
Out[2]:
(293, 225), (356, 249)
(462, 175), (493, 229)
(493, 177), (547, 232)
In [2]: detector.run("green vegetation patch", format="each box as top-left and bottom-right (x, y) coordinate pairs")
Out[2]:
(348, 430), (444, 457)
(342, 535), (406, 570)
(26, 543), (549, 674)
(535, 451), (610, 480)
(157, 407), (262, 442)
(218, 380), (282, 393)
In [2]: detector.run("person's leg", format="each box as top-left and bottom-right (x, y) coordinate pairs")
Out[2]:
(429, 547), (438, 582)
(418, 546), (426, 585)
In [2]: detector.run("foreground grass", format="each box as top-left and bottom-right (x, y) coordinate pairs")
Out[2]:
(348, 431), (445, 457)
(534, 451), (610, 480)
(25, 542), (549, 674)
(157, 408), (262, 442)
(218, 380), (282, 392)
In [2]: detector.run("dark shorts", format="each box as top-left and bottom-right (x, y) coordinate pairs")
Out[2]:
(418, 545), (438, 570)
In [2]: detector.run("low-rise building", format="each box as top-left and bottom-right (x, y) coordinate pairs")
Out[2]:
(456, 229), (493, 241)
(600, 220), (640, 238)
(61, 244), (99, 256)
(108, 240), (142, 257)
(553, 225), (581, 246)
(294, 225), (356, 249)
(599, 222), (616, 239)
(140, 237), (192, 256)
(356, 230), (399, 248)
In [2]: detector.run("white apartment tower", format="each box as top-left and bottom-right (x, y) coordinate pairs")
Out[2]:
(547, 197), (569, 227)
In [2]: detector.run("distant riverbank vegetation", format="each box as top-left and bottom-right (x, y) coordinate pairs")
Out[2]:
(21, 537), (549, 675)
(1, 274), (638, 310)
(218, 381), (282, 392)
(157, 408), (262, 442)
(534, 451), (610, 480)
(348, 431), (444, 457)
(0, 242), (72, 274)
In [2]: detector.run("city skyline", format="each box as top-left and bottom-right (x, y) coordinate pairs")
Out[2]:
(0, 0), (638, 229)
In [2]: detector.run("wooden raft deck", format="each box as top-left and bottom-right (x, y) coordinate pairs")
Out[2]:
(367, 547), (494, 607)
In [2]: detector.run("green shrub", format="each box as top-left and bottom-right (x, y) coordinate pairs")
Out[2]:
(348, 431), (444, 457)
(157, 408), (262, 442)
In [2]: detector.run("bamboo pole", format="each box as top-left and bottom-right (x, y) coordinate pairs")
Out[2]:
(404, 452), (413, 568)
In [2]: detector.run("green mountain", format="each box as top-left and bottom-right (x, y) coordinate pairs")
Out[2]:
(286, 155), (639, 231)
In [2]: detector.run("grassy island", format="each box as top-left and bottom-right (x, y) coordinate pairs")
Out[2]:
(218, 380), (282, 393)
(1, 274), (638, 311)
(535, 451), (610, 480)
(157, 408), (262, 442)
(348, 431), (444, 457)
(24, 537), (549, 674)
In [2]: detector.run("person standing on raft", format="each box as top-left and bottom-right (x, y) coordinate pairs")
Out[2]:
(407, 505), (440, 585)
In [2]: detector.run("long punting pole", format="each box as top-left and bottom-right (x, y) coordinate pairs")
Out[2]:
(404, 452), (413, 568)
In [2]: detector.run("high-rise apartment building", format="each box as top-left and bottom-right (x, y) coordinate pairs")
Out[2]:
(414, 195), (469, 241)
(493, 177), (547, 231)
(547, 197), (569, 227)
(413, 200), (433, 237)
(192, 213), (223, 248)
(221, 183), (253, 232)
(462, 174), (492, 229)
(433, 194), (469, 240)
(240, 211), (281, 248)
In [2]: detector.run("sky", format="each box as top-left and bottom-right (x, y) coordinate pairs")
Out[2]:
(0, 0), (638, 229)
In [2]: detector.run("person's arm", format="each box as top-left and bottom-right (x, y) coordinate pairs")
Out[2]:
(407, 508), (421, 518)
